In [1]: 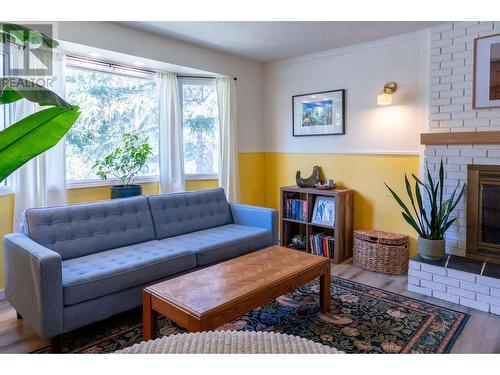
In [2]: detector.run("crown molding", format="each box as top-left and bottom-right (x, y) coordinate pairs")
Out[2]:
(265, 29), (429, 68)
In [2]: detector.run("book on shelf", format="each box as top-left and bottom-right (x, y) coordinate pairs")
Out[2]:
(309, 232), (334, 258)
(285, 198), (308, 222)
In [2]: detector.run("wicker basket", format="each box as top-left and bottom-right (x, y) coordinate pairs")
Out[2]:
(353, 229), (409, 275)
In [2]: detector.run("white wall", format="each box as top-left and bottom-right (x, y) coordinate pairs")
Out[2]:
(57, 22), (264, 152)
(263, 31), (430, 154)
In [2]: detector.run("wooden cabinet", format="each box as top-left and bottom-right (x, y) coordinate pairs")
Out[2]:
(279, 185), (353, 264)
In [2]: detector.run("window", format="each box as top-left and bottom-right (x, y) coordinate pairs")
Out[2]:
(65, 59), (159, 185)
(179, 78), (219, 178)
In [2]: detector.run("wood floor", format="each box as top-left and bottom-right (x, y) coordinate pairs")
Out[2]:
(1, 261), (499, 354)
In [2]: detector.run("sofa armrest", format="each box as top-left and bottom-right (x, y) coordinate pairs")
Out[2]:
(230, 203), (278, 244)
(3, 233), (63, 339)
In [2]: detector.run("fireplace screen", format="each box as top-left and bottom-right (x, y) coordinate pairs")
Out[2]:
(467, 165), (500, 264)
(480, 183), (500, 246)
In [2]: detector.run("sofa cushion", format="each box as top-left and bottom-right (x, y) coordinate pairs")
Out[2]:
(159, 224), (273, 266)
(148, 188), (233, 240)
(62, 240), (196, 305)
(23, 196), (156, 261)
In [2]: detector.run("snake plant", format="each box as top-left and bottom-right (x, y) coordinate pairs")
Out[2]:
(385, 160), (465, 240)
(0, 23), (81, 183)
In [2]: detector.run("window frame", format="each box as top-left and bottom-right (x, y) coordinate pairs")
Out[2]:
(64, 58), (161, 188)
(64, 58), (220, 188)
(178, 77), (219, 181)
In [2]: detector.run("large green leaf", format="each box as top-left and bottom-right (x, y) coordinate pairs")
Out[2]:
(0, 106), (80, 182)
(415, 181), (429, 237)
(0, 77), (72, 109)
(402, 212), (423, 237)
(0, 23), (59, 48)
(438, 160), (444, 207)
(1, 32), (18, 45)
(440, 181), (465, 235)
(385, 183), (413, 219)
(405, 174), (424, 233)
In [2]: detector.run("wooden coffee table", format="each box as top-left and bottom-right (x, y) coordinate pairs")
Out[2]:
(142, 246), (331, 340)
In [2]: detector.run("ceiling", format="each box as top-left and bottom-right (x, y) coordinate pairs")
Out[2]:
(122, 21), (437, 63)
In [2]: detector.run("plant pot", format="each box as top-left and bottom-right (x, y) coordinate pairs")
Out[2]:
(110, 184), (142, 199)
(418, 237), (445, 260)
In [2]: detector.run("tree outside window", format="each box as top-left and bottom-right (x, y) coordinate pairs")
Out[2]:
(65, 64), (159, 183)
(180, 79), (219, 176)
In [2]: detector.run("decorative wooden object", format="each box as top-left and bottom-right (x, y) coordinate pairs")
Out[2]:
(279, 185), (353, 264)
(142, 246), (330, 340)
(353, 229), (409, 275)
(420, 131), (500, 145)
(296, 166), (320, 188)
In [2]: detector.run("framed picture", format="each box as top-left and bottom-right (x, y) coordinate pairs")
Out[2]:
(473, 33), (500, 109)
(311, 196), (335, 227)
(292, 89), (345, 136)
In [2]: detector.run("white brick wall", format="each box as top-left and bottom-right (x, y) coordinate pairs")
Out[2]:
(407, 259), (500, 315)
(425, 21), (500, 256)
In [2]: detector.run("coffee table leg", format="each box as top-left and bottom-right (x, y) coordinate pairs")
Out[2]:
(143, 290), (158, 341)
(319, 263), (331, 312)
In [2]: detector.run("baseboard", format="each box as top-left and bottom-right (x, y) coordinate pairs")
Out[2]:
(0, 288), (5, 301)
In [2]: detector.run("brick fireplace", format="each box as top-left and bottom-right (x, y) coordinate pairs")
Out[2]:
(426, 21), (500, 258)
(408, 22), (500, 314)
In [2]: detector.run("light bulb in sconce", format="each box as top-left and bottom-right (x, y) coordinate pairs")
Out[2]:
(377, 92), (392, 105)
(377, 82), (397, 106)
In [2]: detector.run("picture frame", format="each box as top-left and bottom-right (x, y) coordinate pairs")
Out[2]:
(292, 89), (345, 137)
(473, 33), (500, 109)
(311, 196), (335, 227)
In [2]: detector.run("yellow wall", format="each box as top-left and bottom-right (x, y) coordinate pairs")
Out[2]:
(67, 180), (221, 204)
(262, 153), (419, 256)
(0, 152), (418, 289)
(238, 153), (266, 206)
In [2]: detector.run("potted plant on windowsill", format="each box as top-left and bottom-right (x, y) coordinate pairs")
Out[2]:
(385, 160), (465, 260)
(93, 132), (153, 199)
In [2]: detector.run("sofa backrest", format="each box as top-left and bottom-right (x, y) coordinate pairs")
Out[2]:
(22, 196), (156, 260)
(147, 188), (233, 239)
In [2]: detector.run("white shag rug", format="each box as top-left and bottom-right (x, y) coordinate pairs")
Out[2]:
(115, 330), (343, 354)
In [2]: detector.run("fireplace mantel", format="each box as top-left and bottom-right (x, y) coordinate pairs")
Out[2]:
(420, 131), (500, 145)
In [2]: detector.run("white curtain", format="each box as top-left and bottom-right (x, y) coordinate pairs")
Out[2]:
(157, 72), (185, 193)
(216, 77), (239, 203)
(12, 53), (67, 231)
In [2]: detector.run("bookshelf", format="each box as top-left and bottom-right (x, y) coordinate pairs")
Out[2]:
(280, 185), (353, 264)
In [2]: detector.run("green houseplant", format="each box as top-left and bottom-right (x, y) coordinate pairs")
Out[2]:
(385, 160), (465, 260)
(0, 23), (80, 183)
(93, 132), (153, 199)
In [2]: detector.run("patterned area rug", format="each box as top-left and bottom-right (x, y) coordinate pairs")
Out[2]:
(32, 277), (469, 354)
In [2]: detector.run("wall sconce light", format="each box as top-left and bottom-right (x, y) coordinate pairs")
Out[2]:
(377, 82), (397, 105)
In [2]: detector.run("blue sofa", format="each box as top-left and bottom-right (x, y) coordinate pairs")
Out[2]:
(3, 188), (277, 347)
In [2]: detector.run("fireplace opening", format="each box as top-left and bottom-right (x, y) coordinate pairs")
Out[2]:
(481, 183), (500, 245)
(467, 165), (500, 264)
